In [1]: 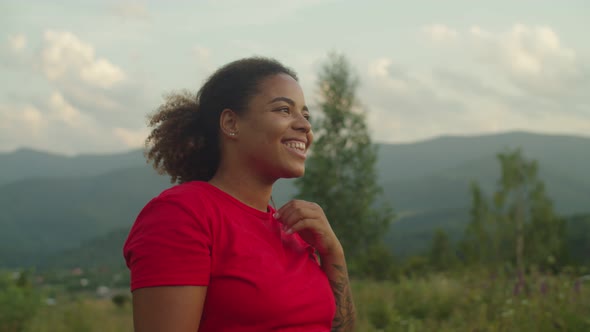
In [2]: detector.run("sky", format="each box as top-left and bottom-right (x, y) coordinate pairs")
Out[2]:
(1, 0), (589, 155)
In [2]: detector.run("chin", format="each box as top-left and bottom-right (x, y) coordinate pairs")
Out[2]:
(280, 167), (305, 179)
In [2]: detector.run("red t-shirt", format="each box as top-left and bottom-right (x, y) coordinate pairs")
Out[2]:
(123, 181), (335, 331)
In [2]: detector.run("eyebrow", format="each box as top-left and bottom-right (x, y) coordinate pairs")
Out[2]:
(269, 96), (309, 112)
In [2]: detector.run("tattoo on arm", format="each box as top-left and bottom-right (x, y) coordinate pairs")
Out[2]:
(328, 264), (355, 332)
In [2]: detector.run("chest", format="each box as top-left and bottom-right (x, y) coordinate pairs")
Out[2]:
(202, 215), (334, 329)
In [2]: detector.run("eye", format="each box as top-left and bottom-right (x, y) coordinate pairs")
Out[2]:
(275, 107), (291, 114)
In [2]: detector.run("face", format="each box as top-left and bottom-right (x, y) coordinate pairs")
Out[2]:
(233, 73), (313, 180)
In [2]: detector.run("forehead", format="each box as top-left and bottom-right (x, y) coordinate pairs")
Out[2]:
(253, 74), (305, 104)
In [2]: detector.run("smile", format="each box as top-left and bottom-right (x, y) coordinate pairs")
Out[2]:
(283, 141), (307, 158)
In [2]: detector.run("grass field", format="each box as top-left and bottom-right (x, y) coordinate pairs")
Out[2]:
(13, 271), (590, 332)
(24, 297), (133, 332)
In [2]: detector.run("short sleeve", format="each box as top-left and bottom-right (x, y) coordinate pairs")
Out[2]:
(123, 199), (212, 291)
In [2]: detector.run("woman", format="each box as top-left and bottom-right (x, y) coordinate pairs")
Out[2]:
(124, 57), (355, 331)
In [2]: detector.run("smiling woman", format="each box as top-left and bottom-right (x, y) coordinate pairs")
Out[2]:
(123, 57), (355, 332)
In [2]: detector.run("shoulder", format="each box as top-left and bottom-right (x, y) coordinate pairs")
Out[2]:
(157, 181), (213, 204)
(125, 182), (216, 259)
(130, 181), (220, 234)
(144, 181), (216, 214)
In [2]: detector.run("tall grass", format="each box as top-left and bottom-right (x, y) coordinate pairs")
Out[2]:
(24, 297), (132, 332)
(11, 271), (589, 332)
(355, 270), (590, 331)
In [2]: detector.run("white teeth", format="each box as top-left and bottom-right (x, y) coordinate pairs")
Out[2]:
(284, 141), (305, 151)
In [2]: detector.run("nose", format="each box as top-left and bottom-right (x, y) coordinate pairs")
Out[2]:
(293, 112), (311, 133)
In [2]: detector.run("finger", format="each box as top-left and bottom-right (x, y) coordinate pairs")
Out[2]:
(278, 206), (306, 229)
(278, 204), (318, 229)
(284, 218), (316, 235)
(275, 199), (304, 218)
(275, 200), (304, 223)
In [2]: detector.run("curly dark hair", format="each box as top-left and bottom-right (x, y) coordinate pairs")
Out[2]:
(145, 57), (298, 184)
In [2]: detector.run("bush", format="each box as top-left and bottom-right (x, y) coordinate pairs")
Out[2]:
(111, 293), (129, 308)
(0, 271), (41, 332)
(351, 243), (399, 280)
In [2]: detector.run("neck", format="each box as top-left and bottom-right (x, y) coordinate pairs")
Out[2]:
(208, 160), (275, 212)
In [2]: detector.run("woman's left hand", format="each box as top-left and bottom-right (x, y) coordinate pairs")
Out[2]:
(275, 200), (342, 257)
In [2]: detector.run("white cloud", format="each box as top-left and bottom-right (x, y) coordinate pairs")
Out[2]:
(49, 92), (88, 128)
(0, 104), (44, 136)
(0, 103), (52, 152)
(41, 30), (126, 88)
(113, 127), (148, 148)
(110, 2), (150, 21)
(193, 46), (211, 62)
(368, 58), (392, 78)
(423, 24), (459, 43)
(361, 22), (590, 144)
(367, 58), (410, 94)
(22, 106), (44, 132)
(192, 45), (216, 73)
(0, 93), (148, 154)
(193, 0), (339, 28)
(80, 58), (126, 88)
(22, 29), (151, 130)
(8, 34), (27, 52)
(423, 24), (589, 110)
(467, 24), (581, 98)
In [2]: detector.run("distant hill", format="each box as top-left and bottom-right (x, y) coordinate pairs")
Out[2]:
(47, 211), (590, 270)
(1, 131), (589, 267)
(0, 148), (144, 186)
(43, 227), (131, 269)
(0, 166), (170, 266)
(376, 132), (590, 186)
(384, 153), (590, 215)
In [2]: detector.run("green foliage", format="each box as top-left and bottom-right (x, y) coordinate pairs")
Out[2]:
(460, 148), (567, 271)
(294, 52), (394, 263)
(24, 296), (133, 332)
(565, 214), (590, 265)
(5, 270), (589, 332)
(111, 293), (129, 308)
(428, 229), (458, 271)
(400, 255), (431, 278)
(366, 299), (396, 330)
(0, 271), (40, 332)
(460, 182), (496, 265)
(350, 243), (398, 280)
(353, 272), (590, 331)
(60, 301), (94, 332)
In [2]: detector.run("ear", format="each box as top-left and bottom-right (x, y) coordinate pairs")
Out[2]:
(219, 108), (239, 138)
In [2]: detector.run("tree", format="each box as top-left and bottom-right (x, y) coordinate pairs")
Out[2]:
(429, 229), (457, 271)
(460, 149), (566, 272)
(295, 53), (394, 263)
(0, 271), (40, 332)
(460, 182), (493, 265)
(493, 148), (566, 272)
(524, 181), (566, 270)
(565, 214), (590, 266)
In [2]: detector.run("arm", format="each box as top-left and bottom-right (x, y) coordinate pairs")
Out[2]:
(321, 246), (356, 332)
(132, 286), (207, 332)
(277, 200), (357, 332)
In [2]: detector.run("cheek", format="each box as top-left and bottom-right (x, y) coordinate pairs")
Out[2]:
(260, 121), (288, 141)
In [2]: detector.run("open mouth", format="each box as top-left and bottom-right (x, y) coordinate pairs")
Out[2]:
(283, 141), (307, 158)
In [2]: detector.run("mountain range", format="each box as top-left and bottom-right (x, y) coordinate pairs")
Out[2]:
(1, 131), (588, 267)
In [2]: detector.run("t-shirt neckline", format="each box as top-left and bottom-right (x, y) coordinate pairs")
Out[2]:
(196, 181), (275, 220)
